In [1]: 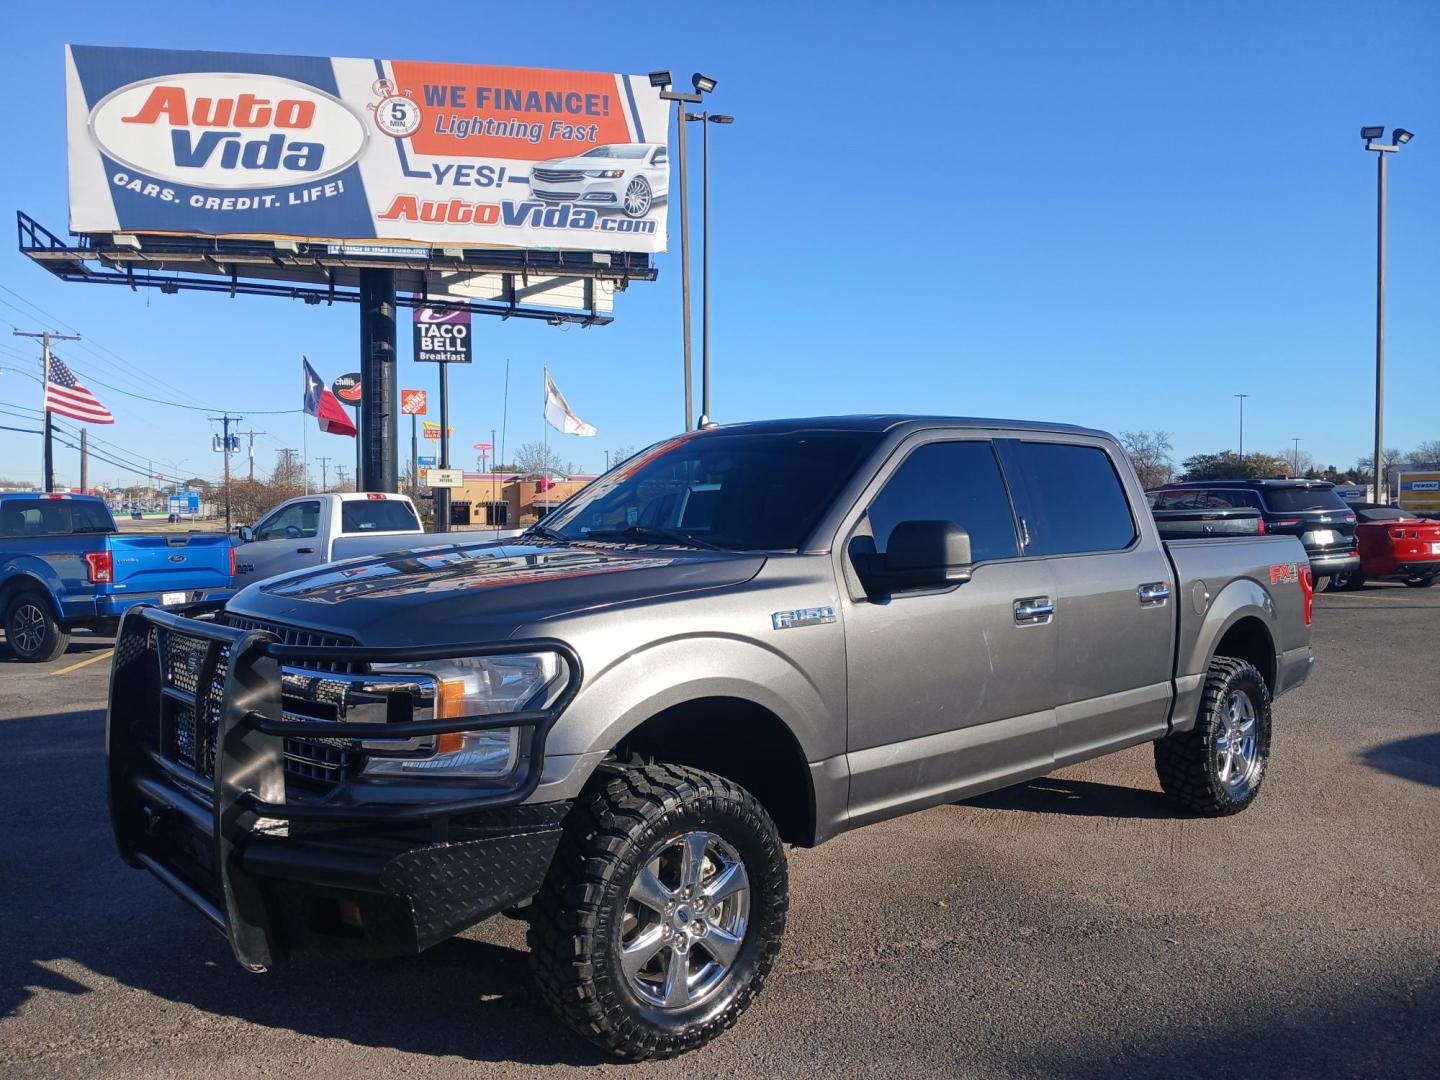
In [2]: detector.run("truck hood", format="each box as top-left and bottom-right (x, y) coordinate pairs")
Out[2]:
(225, 538), (765, 645)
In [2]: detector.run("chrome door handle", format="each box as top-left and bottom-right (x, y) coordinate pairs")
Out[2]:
(1014, 596), (1054, 624)
(1138, 582), (1170, 606)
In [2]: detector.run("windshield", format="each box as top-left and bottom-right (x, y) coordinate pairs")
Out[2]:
(541, 430), (881, 551)
(582, 145), (650, 160)
(1262, 487), (1350, 513)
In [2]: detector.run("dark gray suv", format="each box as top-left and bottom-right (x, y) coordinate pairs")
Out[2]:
(1149, 479), (1360, 579)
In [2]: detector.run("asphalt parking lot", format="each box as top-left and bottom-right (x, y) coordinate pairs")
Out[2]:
(1, 586), (1436, 1080)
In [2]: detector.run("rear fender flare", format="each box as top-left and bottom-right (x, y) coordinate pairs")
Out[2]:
(0, 559), (66, 615)
(1171, 577), (1278, 732)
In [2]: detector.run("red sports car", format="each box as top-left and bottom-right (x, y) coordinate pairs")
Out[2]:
(1327, 506), (1440, 590)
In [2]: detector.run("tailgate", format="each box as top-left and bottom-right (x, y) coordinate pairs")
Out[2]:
(108, 534), (234, 593)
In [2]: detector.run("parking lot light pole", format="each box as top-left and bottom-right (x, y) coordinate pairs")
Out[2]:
(650, 71), (718, 432)
(686, 111), (734, 426)
(1235, 393), (1249, 459)
(1362, 126), (1413, 501)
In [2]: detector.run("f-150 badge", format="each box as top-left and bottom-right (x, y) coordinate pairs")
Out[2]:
(772, 606), (836, 630)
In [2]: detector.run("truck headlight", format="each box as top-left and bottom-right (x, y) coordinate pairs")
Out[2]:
(365, 653), (564, 778)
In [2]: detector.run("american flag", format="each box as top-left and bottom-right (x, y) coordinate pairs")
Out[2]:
(44, 356), (113, 424)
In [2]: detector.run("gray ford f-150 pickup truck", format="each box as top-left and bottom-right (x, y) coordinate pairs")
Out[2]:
(106, 416), (1315, 1059)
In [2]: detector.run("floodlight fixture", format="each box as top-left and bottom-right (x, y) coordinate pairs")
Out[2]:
(709, 114), (734, 124)
(648, 70), (672, 89)
(692, 73), (717, 94)
(1360, 125), (1384, 141)
(1393, 128), (1414, 144)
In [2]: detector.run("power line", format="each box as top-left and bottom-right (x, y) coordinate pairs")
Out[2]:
(0, 283), (212, 408)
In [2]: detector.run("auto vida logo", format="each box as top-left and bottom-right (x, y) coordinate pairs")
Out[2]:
(87, 73), (368, 190)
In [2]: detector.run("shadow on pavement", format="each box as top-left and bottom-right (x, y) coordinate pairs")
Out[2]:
(962, 776), (1185, 819)
(0, 634), (115, 663)
(1363, 732), (1440, 790)
(0, 704), (607, 1067)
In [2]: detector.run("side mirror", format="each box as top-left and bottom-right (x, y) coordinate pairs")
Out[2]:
(868, 520), (973, 592)
(235, 525), (255, 543)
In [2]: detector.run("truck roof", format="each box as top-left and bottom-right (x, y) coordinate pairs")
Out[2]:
(699, 415), (1109, 438)
(0, 491), (106, 501)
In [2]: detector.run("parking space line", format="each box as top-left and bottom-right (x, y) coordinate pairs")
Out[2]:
(51, 649), (114, 676)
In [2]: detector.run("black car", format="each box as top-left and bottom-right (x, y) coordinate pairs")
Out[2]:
(1148, 479), (1359, 579)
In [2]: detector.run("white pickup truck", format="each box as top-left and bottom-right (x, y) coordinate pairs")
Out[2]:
(232, 492), (446, 588)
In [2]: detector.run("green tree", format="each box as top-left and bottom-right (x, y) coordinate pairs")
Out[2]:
(1179, 450), (1290, 481)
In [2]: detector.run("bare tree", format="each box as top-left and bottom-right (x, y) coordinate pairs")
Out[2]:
(1410, 440), (1440, 470)
(1275, 447), (1315, 477)
(607, 444), (637, 470)
(1119, 430), (1175, 489)
(513, 440), (566, 477)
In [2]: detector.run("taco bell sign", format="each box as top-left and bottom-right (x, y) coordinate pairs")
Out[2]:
(413, 304), (471, 363)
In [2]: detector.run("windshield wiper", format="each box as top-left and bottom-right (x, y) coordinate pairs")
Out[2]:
(522, 524), (569, 542)
(583, 526), (724, 551)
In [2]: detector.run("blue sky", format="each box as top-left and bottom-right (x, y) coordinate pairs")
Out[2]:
(0, 0), (1435, 489)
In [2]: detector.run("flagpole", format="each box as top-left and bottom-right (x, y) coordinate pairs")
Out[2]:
(302, 364), (309, 494)
(42, 337), (53, 493)
(542, 362), (548, 485)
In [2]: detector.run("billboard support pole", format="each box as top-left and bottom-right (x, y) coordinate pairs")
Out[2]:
(359, 269), (398, 493)
(436, 361), (451, 533)
(411, 414), (418, 486)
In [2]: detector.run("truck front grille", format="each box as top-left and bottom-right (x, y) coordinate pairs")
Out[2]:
(159, 615), (365, 791)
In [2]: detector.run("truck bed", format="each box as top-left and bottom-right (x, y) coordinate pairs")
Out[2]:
(1162, 534), (1313, 732)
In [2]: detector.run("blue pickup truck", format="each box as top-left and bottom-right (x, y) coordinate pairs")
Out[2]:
(1, 493), (234, 662)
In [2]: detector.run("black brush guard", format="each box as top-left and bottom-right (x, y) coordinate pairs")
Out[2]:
(106, 605), (581, 971)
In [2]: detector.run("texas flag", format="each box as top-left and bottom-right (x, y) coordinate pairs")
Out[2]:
(303, 357), (356, 436)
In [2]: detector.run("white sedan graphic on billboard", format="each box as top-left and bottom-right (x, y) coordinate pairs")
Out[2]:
(528, 144), (669, 219)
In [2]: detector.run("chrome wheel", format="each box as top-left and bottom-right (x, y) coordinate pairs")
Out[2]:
(623, 177), (652, 217)
(1215, 689), (1259, 792)
(10, 602), (46, 654)
(619, 830), (750, 1009)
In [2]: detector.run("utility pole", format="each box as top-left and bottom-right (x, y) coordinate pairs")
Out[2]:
(317, 455), (331, 491)
(277, 448), (299, 488)
(335, 465), (348, 490)
(79, 429), (88, 492)
(1292, 437), (1302, 477)
(13, 329), (82, 492)
(210, 413), (241, 533)
(240, 428), (267, 481)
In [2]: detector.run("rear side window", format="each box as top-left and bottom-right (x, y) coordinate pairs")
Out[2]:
(865, 440), (1020, 563)
(0, 500), (59, 536)
(1261, 487), (1349, 513)
(1194, 489), (1261, 510)
(1149, 489), (1198, 510)
(341, 499), (421, 533)
(69, 500), (116, 533)
(1013, 442), (1137, 555)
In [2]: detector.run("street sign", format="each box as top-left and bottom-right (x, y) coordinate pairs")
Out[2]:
(401, 389), (428, 415)
(420, 467), (464, 488)
(333, 373), (363, 404)
(413, 304), (472, 364)
(473, 442), (493, 451)
(418, 455), (437, 468)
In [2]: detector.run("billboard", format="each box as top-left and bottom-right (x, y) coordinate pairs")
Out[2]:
(66, 45), (671, 253)
(1398, 472), (1440, 515)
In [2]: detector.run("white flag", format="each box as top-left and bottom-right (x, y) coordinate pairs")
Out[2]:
(544, 371), (597, 436)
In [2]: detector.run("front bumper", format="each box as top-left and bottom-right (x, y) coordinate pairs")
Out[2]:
(106, 605), (580, 969)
